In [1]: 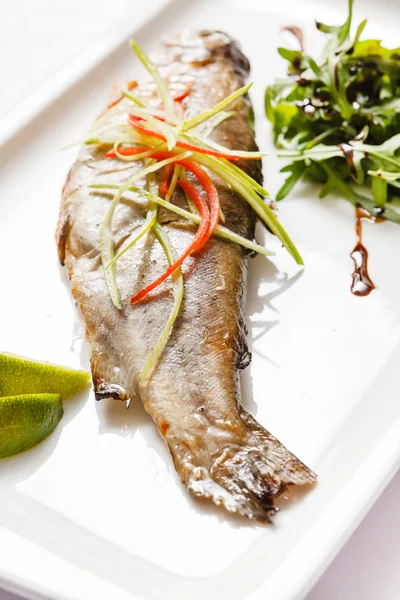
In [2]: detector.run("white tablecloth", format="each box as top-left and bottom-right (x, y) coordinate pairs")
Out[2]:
(0, 1), (399, 598)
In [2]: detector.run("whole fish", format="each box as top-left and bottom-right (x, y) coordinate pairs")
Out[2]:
(57, 31), (316, 522)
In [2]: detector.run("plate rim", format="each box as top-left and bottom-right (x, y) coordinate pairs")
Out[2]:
(0, 1), (399, 599)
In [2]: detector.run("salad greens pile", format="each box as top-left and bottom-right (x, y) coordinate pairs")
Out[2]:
(265, 0), (400, 223)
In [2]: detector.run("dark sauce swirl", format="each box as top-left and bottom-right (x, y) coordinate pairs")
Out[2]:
(350, 208), (377, 297)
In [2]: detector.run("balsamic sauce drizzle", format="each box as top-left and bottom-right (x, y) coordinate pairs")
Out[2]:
(350, 208), (376, 297)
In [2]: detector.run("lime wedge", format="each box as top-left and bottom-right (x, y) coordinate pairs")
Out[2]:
(0, 394), (63, 459)
(0, 353), (91, 400)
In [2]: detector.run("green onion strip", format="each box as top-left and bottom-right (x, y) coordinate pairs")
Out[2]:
(106, 208), (157, 269)
(182, 84), (252, 132)
(130, 39), (176, 123)
(140, 169), (184, 384)
(165, 164), (180, 202)
(178, 167), (198, 214)
(121, 89), (146, 107)
(139, 223), (184, 384)
(193, 154), (303, 264)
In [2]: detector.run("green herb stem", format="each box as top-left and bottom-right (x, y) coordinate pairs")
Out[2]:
(91, 183), (275, 256)
(139, 223), (184, 384)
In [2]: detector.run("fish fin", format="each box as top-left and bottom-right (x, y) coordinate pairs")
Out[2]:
(185, 407), (316, 523)
(91, 349), (132, 403)
(56, 211), (71, 267)
(93, 380), (131, 402)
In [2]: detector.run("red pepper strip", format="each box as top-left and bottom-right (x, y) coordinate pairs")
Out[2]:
(130, 179), (210, 304)
(151, 151), (220, 237)
(103, 145), (220, 238)
(158, 164), (174, 197)
(100, 81), (139, 115)
(174, 101), (185, 119)
(128, 116), (259, 161)
(154, 84), (191, 114)
(105, 148), (220, 237)
(129, 112), (167, 124)
(126, 109), (184, 125)
(105, 146), (152, 159)
(105, 96), (124, 112)
(172, 84), (192, 102)
(98, 94), (124, 117)
(137, 108), (167, 121)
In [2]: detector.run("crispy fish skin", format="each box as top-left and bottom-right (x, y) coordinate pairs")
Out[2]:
(57, 31), (316, 521)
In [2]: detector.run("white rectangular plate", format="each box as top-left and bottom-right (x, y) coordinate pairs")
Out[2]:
(0, 1), (399, 599)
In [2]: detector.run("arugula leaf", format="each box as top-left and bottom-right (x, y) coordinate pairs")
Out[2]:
(371, 175), (387, 207)
(352, 39), (400, 59)
(278, 48), (304, 73)
(274, 104), (299, 134)
(277, 162), (306, 200)
(316, 0), (354, 50)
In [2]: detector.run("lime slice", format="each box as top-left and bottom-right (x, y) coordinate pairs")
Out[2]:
(0, 353), (91, 400)
(0, 394), (63, 459)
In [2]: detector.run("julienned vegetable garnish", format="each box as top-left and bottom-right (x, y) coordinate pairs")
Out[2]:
(130, 153), (219, 305)
(90, 182), (274, 257)
(87, 39), (300, 381)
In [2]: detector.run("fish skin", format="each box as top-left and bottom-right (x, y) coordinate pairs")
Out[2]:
(57, 31), (316, 521)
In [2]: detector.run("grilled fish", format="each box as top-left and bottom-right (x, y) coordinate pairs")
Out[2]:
(57, 31), (316, 522)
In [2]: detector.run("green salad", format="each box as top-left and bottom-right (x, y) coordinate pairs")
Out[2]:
(266, 0), (400, 223)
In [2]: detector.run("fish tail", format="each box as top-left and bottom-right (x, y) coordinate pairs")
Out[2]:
(186, 407), (316, 523)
